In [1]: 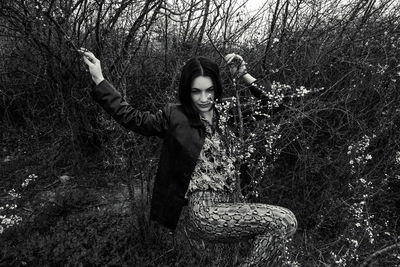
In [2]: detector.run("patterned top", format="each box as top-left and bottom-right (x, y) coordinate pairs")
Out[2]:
(186, 115), (237, 196)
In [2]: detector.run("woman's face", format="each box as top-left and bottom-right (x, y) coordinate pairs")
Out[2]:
(190, 76), (215, 114)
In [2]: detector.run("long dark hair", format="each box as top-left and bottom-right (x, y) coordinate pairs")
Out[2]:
(178, 56), (222, 116)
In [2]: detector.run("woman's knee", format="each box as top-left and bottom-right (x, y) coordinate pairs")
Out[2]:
(279, 207), (297, 237)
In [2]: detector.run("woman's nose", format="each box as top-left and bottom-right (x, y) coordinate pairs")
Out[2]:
(200, 92), (209, 102)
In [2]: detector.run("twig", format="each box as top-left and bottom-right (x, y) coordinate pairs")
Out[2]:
(205, 32), (235, 83)
(148, 247), (175, 265)
(42, 5), (80, 52)
(359, 242), (400, 267)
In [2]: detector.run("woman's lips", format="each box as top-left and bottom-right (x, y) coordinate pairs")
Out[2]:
(198, 103), (211, 108)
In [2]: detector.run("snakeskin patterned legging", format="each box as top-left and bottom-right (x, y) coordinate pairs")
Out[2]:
(186, 190), (297, 267)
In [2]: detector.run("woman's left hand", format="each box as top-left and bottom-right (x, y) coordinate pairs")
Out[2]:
(225, 53), (247, 78)
(78, 48), (105, 85)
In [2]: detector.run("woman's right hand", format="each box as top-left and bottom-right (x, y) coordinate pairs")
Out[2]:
(225, 53), (256, 85)
(225, 53), (247, 78)
(78, 48), (105, 85)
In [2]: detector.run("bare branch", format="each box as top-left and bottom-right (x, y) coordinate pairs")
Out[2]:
(359, 242), (400, 267)
(195, 0), (211, 53)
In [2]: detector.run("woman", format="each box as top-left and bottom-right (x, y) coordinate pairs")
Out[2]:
(80, 48), (297, 266)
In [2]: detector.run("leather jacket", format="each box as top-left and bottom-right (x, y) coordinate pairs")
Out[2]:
(91, 79), (271, 230)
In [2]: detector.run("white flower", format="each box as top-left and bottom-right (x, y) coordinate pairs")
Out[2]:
(350, 239), (359, 247)
(395, 152), (400, 164)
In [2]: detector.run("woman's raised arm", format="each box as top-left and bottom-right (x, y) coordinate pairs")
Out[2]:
(225, 53), (271, 101)
(79, 48), (169, 138)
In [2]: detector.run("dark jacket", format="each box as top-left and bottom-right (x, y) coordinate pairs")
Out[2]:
(91, 79), (271, 230)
